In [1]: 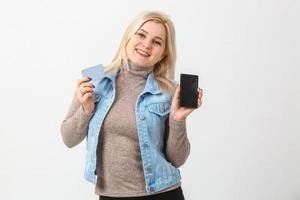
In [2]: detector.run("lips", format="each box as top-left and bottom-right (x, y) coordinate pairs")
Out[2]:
(135, 48), (150, 57)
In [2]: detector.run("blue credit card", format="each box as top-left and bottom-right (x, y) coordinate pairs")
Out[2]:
(81, 64), (105, 103)
(81, 64), (105, 83)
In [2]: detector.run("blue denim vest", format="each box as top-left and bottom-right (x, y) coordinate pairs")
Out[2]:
(84, 64), (181, 194)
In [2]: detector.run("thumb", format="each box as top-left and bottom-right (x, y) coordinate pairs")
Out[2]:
(171, 85), (180, 109)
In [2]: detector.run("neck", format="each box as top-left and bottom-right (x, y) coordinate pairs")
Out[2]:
(121, 62), (154, 79)
(128, 60), (154, 71)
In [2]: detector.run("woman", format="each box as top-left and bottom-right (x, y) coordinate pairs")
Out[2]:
(60, 10), (203, 200)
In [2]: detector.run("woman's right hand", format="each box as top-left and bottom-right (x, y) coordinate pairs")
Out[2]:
(76, 77), (95, 114)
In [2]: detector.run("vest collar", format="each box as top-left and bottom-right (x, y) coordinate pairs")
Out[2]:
(105, 69), (161, 95)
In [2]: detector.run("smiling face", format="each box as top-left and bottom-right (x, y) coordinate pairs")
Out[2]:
(126, 20), (167, 69)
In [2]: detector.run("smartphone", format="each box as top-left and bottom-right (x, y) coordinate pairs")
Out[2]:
(180, 73), (199, 108)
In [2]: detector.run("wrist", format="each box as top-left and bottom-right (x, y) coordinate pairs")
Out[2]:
(82, 105), (94, 115)
(170, 113), (186, 122)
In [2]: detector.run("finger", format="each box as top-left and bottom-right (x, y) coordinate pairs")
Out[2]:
(78, 86), (94, 95)
(171, 85), (180, 111)
(82, 92), (94, 101)
(198, 88), (203, 98)
(77, 77), (92, 88)
(172, 85), (180, 103)
(198, 88), (203, 94)
(198, 98), (202, 108)
(179, 107), (196, 118)
(80, 82), (95, 89)
(174, 85), (180, 100)
(80, 86), (94, 94)
(78, 83), (95, 90)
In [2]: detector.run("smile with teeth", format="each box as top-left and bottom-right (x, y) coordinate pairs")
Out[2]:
(136, 49), (150, 57)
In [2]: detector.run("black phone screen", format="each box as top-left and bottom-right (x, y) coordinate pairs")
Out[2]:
(180, 74), (198, 108)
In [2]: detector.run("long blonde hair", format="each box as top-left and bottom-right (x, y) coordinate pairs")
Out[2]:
(104, 10), (177, 94)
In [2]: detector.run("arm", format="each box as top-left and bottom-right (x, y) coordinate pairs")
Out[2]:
(164, 115), (190, 168)
(60, 91), (95, 148)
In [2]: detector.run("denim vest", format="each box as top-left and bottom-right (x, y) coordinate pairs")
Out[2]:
(84, 64), (181, 194)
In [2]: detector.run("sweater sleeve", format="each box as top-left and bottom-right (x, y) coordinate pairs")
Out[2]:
(164, 115), (191, 168)
(60, 91), (95, 148)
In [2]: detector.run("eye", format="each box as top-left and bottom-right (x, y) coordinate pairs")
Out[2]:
(154, 40), (162, 46)
(136, 32), (146, 38)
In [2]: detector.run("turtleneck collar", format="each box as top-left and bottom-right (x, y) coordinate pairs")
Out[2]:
(121, 63), (154, 79)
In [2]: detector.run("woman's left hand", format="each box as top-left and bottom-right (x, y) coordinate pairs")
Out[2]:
(170, 86), (203, 121)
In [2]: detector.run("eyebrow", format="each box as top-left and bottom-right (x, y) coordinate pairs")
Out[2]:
(138, 28), (165, 42)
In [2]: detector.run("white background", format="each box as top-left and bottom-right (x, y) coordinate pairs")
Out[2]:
(0, 0), (299, 199)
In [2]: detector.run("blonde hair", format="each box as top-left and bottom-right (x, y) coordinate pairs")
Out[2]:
(104, 10), (177, 94)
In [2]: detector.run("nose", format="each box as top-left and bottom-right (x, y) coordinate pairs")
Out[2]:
(142, 39), (152, 50)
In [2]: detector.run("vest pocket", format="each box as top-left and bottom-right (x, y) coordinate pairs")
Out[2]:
(147, 102), (171, 117)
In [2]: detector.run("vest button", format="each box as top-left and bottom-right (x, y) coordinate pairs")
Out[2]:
(140, 115), (145, 120)
(150, 187), (155, 192)
(159, 106), (164, 113)
(147, 167), (152, 173)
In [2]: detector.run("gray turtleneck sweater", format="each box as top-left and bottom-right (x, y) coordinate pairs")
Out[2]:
(60, 65), (190, 197)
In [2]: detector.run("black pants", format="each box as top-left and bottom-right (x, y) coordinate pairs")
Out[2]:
(99, 187), (185, 200)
